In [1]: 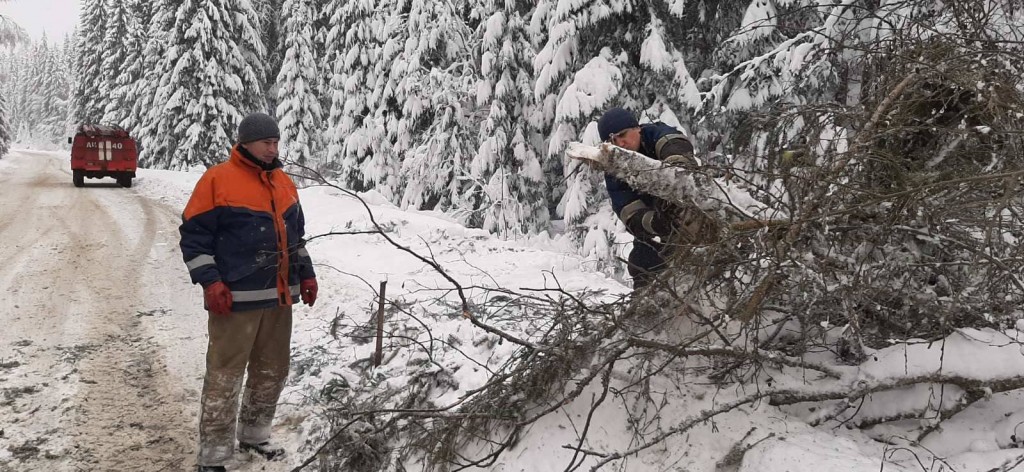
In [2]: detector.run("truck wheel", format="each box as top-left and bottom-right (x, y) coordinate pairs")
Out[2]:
(73, 170), (84, 187)
(118, 176), (133, 188)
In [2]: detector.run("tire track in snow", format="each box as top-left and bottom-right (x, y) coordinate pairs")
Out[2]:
(0, 151), (195, 470)
(0, 151), (50, 240)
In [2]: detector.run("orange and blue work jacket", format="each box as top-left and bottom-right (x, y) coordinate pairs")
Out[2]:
(179, 145), (315, 312)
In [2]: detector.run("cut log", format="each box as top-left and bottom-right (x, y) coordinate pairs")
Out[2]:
(565, 142), (783, 227)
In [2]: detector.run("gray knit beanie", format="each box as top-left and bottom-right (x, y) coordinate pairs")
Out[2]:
(237, 112), (280, 144)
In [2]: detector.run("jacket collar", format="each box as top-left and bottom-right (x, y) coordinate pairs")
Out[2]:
(638, 123), (659, 159)
(231, 144), (283, 172)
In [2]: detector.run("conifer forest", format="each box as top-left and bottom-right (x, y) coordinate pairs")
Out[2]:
(0, 1), (1019, 255)
(4, 1), (1024, 470)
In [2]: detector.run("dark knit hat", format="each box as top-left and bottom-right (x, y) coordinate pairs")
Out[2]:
(237, 112), (280, 144)
(597, 107), (639, 142)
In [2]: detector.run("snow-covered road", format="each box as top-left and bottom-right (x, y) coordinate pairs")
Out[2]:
(0, 150), (203, 470)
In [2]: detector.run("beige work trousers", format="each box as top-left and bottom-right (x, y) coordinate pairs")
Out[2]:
(197, 305), (292, 467)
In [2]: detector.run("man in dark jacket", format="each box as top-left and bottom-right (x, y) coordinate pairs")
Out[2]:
(180, 112), (317, 472)
(598, 107), (712, 289)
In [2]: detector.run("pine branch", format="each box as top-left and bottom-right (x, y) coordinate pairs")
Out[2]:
(626, 337), (844, 379)
(768, 373), (1024, 408)
(586, 372), (1024, 470)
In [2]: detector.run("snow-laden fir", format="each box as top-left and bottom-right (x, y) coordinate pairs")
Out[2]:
(3, 0), (1024, 470)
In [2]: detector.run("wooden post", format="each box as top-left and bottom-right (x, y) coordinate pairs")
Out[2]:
(374, 280), (387, 367)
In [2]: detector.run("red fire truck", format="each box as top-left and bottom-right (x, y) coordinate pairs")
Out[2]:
(68, 125), (138, 188)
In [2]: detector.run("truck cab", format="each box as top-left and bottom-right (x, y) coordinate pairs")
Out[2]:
(69, 125), (138, 188)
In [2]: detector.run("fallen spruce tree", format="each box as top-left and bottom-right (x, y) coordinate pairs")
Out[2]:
(292, 102), (1024, 470)
(293, 5), (1024, 471)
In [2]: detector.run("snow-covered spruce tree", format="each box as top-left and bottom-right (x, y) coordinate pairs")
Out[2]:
(252, 0), (283, 111)
(464, 0), (548, 237)
(110, 0), (153, 132)
(1, 37), (67, 146)
(0, 89), (11, 158)
(0, 9), (21, 155)
(7, 50), (33, 138)
(33, 36), (72, 144)
(321, 0), (384, 188)
(126, 0), (175, 164)
(345, 0), (416, 199)
(353, 0), (474, 205)
(54, 35), (75, 139)
(309, 0), (333, 103)
(275, 0), (323, 167)
(1, 46), (25, 138)
(142, 0), (267, 170)
(391, 1), (479, 214)
(0, 14), (25, 48)
(696, 0), (856, 179)
(321, 0), (491, 218)
(100, 0), (144, 129)
(59, 34), (75, 135)
(19, 40), (46, 141)
(71, 0), (107, 125)
(3, 49), (22, 141)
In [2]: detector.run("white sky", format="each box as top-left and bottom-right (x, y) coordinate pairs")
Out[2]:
(0, 0), (80, 42)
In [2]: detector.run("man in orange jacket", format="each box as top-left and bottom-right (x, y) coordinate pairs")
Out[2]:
(180, 112), (317, 471)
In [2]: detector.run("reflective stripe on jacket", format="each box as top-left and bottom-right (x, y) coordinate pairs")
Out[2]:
(179, 145), (315, 312)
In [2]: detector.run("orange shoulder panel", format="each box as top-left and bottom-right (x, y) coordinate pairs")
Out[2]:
(214, 159), (275, 214)
(183, 149), (301, 220)
(270, 171), (300, 215)
(182, 168), (219, 221)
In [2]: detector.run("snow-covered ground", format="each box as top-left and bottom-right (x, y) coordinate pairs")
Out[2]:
(2, 149), (1024, 472)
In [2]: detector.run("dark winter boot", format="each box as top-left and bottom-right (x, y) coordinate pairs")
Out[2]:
(197, 466), (226, 472)
(239, 441), (286, 461)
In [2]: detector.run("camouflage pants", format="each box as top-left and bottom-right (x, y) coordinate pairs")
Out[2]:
(197, 305), (292, 467)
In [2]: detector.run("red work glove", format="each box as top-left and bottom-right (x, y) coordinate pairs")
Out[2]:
(300, 278), (318, 307)
(204, 281), (233, 315)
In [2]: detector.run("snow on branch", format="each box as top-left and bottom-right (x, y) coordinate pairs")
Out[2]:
(554, 55), (622, 124)
(565, 142), (775, 222)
